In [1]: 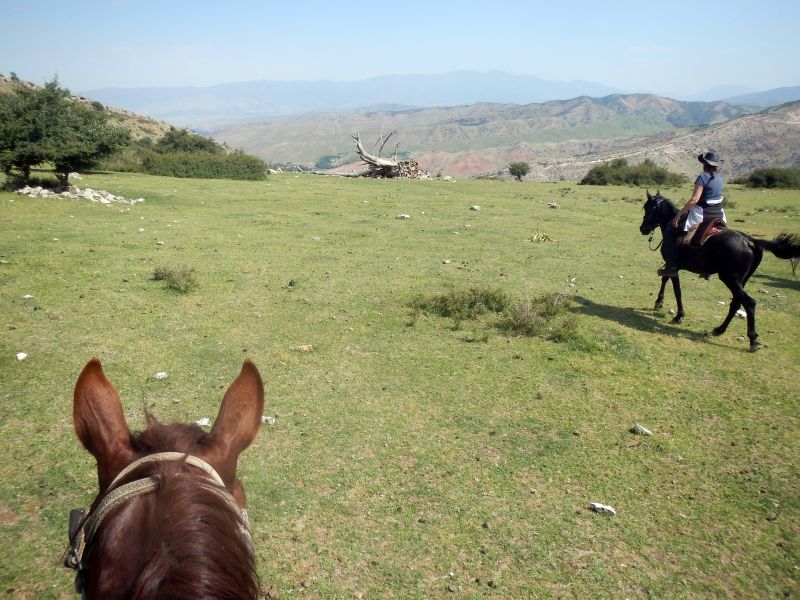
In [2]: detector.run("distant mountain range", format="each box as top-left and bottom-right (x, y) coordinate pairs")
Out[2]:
(82, 71), (800, 130)
(209, 93), (793, 177)
(5, 70), (798, 181)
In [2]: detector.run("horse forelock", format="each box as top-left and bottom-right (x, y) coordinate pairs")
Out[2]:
(83, 420), (259, 599)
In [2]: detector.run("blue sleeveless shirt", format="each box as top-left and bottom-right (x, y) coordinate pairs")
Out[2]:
(695, 171), (724, 207)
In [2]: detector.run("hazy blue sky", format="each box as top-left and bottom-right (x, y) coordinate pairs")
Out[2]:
(2, 0), (798, 97)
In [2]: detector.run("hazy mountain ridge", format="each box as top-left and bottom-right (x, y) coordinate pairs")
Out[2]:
(82, 71), (623, 124)
(210, 93), (758, 176)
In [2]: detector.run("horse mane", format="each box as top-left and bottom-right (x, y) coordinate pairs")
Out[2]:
(86, 416), (259, 599)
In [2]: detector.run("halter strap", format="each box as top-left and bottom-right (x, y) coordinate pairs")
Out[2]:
(66, 453), (237, 574)
(108, 452), (225, 489)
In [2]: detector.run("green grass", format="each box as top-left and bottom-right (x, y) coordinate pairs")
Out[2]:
(1, 172), (798, 598)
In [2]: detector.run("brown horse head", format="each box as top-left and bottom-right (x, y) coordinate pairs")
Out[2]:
(70, 358), (264, 599)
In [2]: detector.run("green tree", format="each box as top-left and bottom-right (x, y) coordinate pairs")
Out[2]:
(155, 127), (221, 154)
(0, 77), (129, 187)
(508, 161), (530, 181)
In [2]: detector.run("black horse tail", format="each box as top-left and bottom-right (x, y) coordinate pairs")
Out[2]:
(754, 233), (800, 260)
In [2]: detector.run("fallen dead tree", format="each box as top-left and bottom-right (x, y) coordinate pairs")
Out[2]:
(351, 133), (429, 179)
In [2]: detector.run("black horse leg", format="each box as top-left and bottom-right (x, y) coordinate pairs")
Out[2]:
(654, 277), (669, 310)
(713, 274), (760, 351)
(670, 276), (684, 324)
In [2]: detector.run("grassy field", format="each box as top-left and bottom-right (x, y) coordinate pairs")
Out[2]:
(1, 172), (798, 598)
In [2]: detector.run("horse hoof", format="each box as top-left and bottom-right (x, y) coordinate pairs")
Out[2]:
(653, 302), (664, 310)
(711, 327), (725, 337)
(749, 342), (762, 353)
(670, 316), (683, 325)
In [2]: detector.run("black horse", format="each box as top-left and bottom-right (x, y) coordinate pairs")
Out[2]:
(640, 190), (800, 352)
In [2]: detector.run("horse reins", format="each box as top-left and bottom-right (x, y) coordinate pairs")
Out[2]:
(65, 452), (251, 595)
(647, 196), (665, 251)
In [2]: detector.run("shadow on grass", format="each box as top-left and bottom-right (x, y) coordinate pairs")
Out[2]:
(573, 295), (709, 343)
(750, 272), (800, 292)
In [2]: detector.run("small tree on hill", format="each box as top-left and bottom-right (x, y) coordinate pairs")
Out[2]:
(508, 161), (530, 181)
(156, 127), (221, 154)
(0, 77), (129, 187)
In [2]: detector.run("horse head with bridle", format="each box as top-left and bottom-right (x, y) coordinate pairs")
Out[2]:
(640, 190), (800, 352)
(66, 358), (264, 599)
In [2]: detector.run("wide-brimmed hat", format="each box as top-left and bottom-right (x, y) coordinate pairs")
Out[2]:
(698, 149), (723, 167)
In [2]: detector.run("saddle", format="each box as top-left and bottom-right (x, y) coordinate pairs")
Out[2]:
(679, 218), (726, 248)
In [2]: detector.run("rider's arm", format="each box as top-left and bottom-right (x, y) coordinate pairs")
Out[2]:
(671, 183), (703, 226)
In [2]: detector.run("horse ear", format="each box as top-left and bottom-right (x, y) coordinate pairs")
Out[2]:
(200, 359), (264, 486)
(73, 358), (135, 490)
(646, 190), (653, 200)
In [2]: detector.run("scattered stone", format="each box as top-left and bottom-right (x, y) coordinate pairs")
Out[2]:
(442, 259), (451, 264)
(443, 176), (454, 181)
(759, 289), (768, 294)
(261, 415), (276, 425)
(630, 423), (653, 436)
(22, 294), (33, 299)
(15, 185), (144, 205)
(153, 371), (168, 380)
(195, 417), (211, 427)
(469, 205), (480, 211)
(547, 201), (560, 209)
(589, 502), (616, 516)
(396, 214), (411, 219)
(736, 309), (747, 318)
(16, 352), (28, 361)
(291, 344), (314, 352)
(668, 308), (675, 315)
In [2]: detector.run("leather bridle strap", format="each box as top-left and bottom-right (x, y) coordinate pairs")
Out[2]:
(108, 452), (226, 489)
(67, 453), (231, 571)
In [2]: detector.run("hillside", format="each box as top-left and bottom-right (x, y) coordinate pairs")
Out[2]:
(209, 94), (764, 177)
(0, 73), (173, 143)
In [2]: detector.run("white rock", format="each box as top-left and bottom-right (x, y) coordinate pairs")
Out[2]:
(16, 352), (28, 361)
(138, 228), (145, 233)
(589, 502), (616, 516)
(443, 259), (451, 264)
(631, 423), (653, 436)
(396, 214), (411, 219)
(261, 415), (276, 425)
(195, 417), (211, 427)
(22, 294), (33, 299)
(469, 205), (480, 211)
(153, 371), (168, 380)
(736, 309), (746, 318)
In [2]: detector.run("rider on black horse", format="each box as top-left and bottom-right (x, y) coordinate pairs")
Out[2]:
(658, 149), (726, 277)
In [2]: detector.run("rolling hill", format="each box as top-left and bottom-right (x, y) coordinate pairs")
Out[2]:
(208, 94), (791, 178)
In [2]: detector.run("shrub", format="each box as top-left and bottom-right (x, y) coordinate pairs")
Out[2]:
(152, 265), (198, 293)
(745, 167), (800, 189)
(155, 128), (222, 154)
(142, 150), (267, 180)
(497, 292), (578, 341)
(581, 158), (684, 186)
(408, 287), (509, 328)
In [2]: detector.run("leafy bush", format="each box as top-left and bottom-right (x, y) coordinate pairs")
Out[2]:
(142, 150), (267, 180)
(152, 265), (197, 293)
(580, 158), (684, 186)
(744, 167), (800, 189)
(155, 128), (222, 154)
